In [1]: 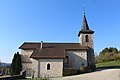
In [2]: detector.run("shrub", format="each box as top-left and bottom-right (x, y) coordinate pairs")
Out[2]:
(87, 65), (96, 72)
(80, 66), (86, 72)
(79, 66), (88, 73)
(79, 65), (96, 74)
(63, 68), (78, 76)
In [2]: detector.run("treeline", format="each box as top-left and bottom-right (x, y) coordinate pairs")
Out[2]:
(95, 47), (120, 64)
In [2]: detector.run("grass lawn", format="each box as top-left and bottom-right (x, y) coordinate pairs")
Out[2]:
(96, 61), (120, 68)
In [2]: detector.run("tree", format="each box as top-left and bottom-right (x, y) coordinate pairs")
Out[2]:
(95, 47), (120, 63)
(15, 52), (22, 75)
(10, 53), (17, 75)
(99, 48), (109, 56)
(109, 47), (118, 53)
(10, 52), (22, 75)
(100, 47), (119, 56)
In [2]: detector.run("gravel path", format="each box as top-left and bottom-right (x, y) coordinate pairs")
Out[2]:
(51, 69), (120, 80)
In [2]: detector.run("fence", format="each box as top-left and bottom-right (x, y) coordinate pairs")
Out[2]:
(0, 68), (10, 76)
(0, 70), (26, 80)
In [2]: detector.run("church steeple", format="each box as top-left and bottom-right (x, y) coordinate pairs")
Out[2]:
(78, 14), (94, 37)
(78, 14), (94, 49)
(82, 14), (89, 30)
(78, 9), (95, 66)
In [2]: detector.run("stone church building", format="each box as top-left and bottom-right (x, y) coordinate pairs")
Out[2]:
(19, 14), (95, 78)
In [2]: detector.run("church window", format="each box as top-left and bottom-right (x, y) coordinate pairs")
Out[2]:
(85, 35), (89, 42)
(64, 56), (69, 64)
(82, 63), (84, 66)
(47, 63), (50, 70)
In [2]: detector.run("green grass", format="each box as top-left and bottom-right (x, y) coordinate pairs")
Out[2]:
(96, 61), (120, 68)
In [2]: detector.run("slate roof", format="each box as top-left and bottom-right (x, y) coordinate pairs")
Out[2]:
(19, 42), (88, 59)
(78, 15), (94, 36)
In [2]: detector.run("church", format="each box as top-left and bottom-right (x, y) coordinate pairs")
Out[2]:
(19, 14), (95, 78)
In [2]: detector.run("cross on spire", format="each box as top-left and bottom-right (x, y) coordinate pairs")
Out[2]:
(83, 4), (86, 15)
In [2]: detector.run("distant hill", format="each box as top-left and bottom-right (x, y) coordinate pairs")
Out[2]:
(0, 62), (11, 67)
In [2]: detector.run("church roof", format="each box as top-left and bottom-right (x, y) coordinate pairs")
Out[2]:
(78, 15), (94, 36)
(19, 42), (88, 59)
(82, 15), (89, 30)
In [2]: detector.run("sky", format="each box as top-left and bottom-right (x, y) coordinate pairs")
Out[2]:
(0, 0), (120, 63)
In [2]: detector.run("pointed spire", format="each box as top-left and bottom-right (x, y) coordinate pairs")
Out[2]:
(82, 3), (89, 30)
(78, 14), (94, 36)
(82, 14), (89, 30)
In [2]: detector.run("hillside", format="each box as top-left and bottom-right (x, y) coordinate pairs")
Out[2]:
(96, 61), (120, 68)
(0, 62), (10, 67)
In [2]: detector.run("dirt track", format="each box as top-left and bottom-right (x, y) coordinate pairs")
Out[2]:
(51, 69), (120, 80)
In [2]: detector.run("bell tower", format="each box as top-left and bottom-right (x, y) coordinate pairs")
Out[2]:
(78, 14), (94, 49)
(78, 13), (95, 65)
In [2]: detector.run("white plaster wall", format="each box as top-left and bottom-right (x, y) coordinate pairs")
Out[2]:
(21, 49), (34, 70)
(39, 59), (63, 78)
(21, 49), (34, 57)
(67, 50), (87, 69)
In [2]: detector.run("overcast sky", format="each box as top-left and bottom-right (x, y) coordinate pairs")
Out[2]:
(0, 0), (120, 63)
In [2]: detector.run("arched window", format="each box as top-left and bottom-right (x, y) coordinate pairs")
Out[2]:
(82, 63), (84, 66)
(64, 56), (69, 64)
(47, 63), (50, 70)
(85, 35), (89, 42)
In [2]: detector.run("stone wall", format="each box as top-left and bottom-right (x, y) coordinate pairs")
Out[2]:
(87, 48), (94, 65)
(65, 50), (87, 69)
(32, 59), (38, 78)
(0, 70), (26, 80)
(21, 49), (34, 77)
(79, 33), (95, 66)
(79, 33), (94, 48)
(21, 50), (34, 70)
(38, 59), (63, 78)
